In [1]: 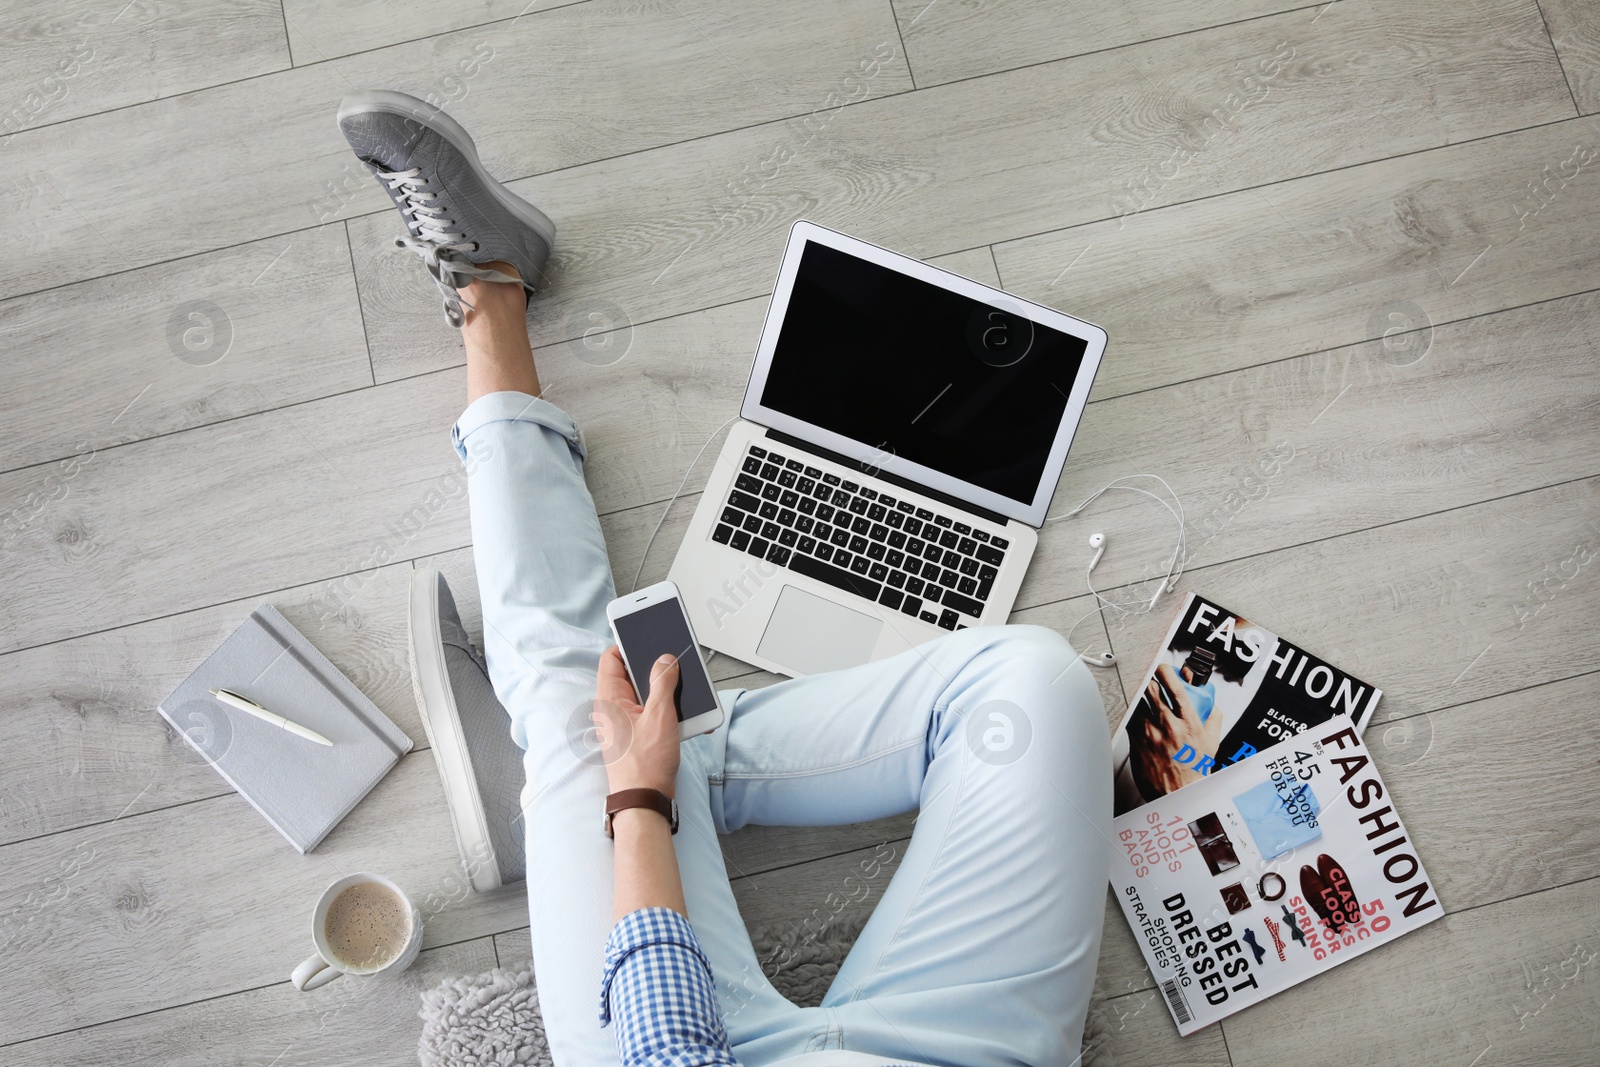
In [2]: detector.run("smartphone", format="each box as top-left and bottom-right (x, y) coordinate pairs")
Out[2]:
(605, 580), (725, 739)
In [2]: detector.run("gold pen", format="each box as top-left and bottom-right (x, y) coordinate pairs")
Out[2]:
(209, 688), (334, 747)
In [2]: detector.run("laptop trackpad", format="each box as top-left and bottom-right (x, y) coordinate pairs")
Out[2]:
(758, 585), (883, 676)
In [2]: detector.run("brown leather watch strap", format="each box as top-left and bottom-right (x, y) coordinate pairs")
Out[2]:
(604, 787), (678, 838)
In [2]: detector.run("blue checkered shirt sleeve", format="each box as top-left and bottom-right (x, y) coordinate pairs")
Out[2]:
(599, 907), (740, 1067)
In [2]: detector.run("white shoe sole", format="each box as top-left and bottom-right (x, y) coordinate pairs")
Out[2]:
(338, 89), (558, 252)
(408, 567), (503, 893)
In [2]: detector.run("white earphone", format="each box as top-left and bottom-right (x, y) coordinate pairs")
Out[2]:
(1087, 531), (1106, 570)
(1053, 476), (1188, 669)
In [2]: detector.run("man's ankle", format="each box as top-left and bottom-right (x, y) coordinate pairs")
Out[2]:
(463, 264), (528, 317)
(473, 260), (524, 289)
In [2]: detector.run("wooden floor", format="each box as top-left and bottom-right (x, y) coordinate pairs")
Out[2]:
(3, 1), (1598, 1062)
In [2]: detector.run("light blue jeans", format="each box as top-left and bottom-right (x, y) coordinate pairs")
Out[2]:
(454, 392), (1111, 1067)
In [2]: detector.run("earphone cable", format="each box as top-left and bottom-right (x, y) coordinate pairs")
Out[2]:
(1048, 477), (1189, 597)
(629, 415), (741, 595)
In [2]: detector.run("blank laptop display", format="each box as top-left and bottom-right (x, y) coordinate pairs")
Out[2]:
(759, 241), (1089, 506)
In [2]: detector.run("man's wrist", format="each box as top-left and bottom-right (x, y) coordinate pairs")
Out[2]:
(610, 806), (672, 833)
(606, 779), (675, 800)
(604, 786), (679, 837)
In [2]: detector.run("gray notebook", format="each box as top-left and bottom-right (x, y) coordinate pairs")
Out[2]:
(158, 603), (413, 853)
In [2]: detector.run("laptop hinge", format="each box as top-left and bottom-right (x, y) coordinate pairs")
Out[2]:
(765, 429), (1011, 526)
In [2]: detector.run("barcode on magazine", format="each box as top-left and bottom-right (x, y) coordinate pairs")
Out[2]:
(1160, 978), (1192, 1025)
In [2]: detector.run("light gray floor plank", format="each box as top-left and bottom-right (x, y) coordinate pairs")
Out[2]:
(729, 839), (904, 934)
(1221, 876), (1600, 1067)
(0, 369), (471, 654)
(0, 0), (913, 301)
(927, 246), (1002, 287)
(342, 0), (1579, 363)
(994, 115), (1600, 402)
(720, 815), (917, 889)
(0, 223), (370, 474)
(1014, 287), (1600, 610)
(892, 0), (1305, 87)
(713, 664), (783, 689)
(1380, 674), (1600, 908)
(494, 924), (532, 967)
(3, 936), (498, 1065)
(279, 0), (585, 66)
(1540, 0), (1600, 112)
(0, 559), (423, 847)
(0, 752), (531, 1045)
(0, 0), (289, 136)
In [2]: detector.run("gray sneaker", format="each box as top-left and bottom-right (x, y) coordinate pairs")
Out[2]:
(408, 568), (526, 891)
(337, 89), (556, 327)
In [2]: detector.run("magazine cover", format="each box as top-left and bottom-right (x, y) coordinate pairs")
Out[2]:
(1112, 593), (1382, 817)
(1111, 713), (1441, 1034)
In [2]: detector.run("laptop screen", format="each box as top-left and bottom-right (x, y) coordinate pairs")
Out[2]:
(758, 241), (1089, 505)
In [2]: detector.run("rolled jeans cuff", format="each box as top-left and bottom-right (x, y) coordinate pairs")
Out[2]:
(451, 390), (587, 463)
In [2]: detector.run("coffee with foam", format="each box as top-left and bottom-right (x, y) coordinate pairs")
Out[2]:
(323, 881), (411, 970)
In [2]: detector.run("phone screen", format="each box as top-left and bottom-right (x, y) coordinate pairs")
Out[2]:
(611, 598), (718, 720)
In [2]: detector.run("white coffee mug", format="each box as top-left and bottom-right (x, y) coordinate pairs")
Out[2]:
(291, 871), (423, 991)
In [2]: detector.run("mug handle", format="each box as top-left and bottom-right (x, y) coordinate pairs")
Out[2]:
(292, 950), (341, 991)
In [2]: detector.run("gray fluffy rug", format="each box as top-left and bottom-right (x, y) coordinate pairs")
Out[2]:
(418, 913), (1112, 1066)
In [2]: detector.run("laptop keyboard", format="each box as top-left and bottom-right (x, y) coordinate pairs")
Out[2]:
(710, 443), (1010, 631)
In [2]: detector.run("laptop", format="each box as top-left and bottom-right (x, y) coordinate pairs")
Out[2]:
(668, 221), (1106, 678)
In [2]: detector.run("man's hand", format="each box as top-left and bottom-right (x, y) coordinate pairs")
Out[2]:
(1127, 663), (1223, 800)
(594, 645), (681, 799)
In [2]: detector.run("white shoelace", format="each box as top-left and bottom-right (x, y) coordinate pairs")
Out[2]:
(381, 167), (523, 327)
